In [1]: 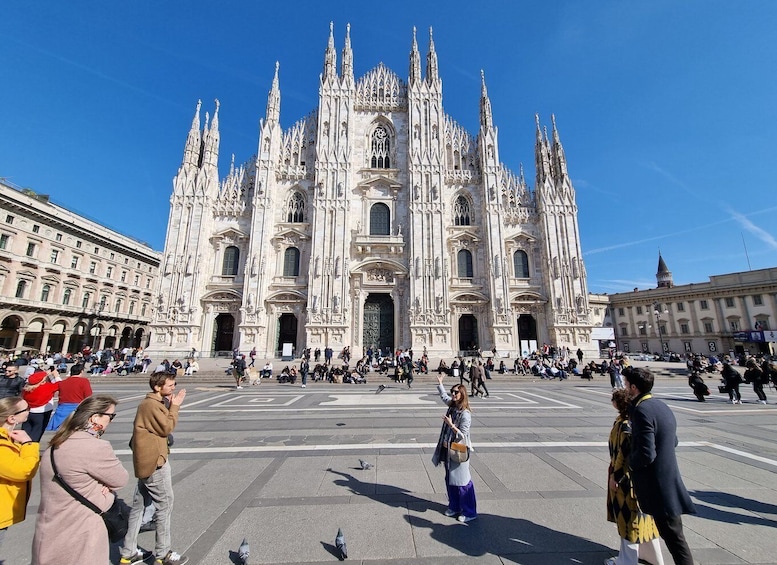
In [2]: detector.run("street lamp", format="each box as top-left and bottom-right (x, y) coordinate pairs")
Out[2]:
(653, 302), (669, 355)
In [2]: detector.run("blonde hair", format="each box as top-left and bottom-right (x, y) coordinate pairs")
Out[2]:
(0, 396), (24, 420)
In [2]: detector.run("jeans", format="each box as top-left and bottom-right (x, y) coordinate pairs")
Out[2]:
(22, 410), (52, 442)
(122, 462), (174, 560)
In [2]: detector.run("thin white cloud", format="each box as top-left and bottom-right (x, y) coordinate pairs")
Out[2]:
(726, 208), (777, 250)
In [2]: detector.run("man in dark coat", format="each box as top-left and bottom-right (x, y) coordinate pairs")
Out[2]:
(623, 367), (696, 565)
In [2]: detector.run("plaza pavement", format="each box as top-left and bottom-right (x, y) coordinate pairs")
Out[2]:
(3, 360), (777, 564)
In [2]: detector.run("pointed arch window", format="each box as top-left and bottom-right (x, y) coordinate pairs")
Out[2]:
(370, 125), (391, 168)
(369, 203), (390, 236)
(222, 246), (240, 276)
(513, 250), (530, 278)
(286, 192), (305, 223)
(453, 196), (472, 226)
(283, 247), (300, 277)
(457, 249), (473, 278)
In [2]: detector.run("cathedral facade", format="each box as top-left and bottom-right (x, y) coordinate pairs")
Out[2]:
(148, 25), (594, 359)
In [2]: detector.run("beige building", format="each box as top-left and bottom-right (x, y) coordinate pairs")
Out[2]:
(0, 180), (161, 355)
(149, 25), (597, 359)
(608, 254), (777, 357)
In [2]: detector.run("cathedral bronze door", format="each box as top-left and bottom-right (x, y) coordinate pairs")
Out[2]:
(213, 313), (234, 353)
(458, 314), (479, 352)
(363, 294), (394, 352)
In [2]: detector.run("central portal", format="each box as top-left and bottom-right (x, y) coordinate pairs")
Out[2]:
(363, 293), (394, 352)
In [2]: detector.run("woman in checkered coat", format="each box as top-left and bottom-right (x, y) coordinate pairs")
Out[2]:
(605, 389), (665, 565)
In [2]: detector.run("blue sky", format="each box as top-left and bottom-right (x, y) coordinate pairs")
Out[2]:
(3, 1), (776, 294)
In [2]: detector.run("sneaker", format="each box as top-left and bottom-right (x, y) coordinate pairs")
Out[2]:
(301, 384), (306, 388)
(444, 508), (458, 517)
(760, 400), (767, 404)
(236, 385), (243, 390)
(155, 551), (189, 565)
(603, 558), (617, 565)
(120, 549), (153, 565)
(457, 515), (477, 523)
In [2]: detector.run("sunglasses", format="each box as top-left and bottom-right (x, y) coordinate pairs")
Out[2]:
(13, 405), (30, 415)
(97, 412), (117, 421)
(450, 390), (461, 396)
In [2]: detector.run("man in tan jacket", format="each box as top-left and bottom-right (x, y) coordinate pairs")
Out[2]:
(120, 372), (187, 565)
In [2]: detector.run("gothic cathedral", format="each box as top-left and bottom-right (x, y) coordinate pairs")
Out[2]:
(148, 24), (594, 359)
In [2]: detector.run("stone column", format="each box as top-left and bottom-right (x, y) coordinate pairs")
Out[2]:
(39, 330), (51, 354)
(14, 327), (27, 354)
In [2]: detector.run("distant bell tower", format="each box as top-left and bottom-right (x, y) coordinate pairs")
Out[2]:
(656, 252), (674, 288)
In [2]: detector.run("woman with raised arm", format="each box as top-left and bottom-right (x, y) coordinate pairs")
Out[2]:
(431, 374), (476, 522)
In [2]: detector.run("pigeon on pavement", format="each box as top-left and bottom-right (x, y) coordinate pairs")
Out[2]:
(335, 527), (348, 560)
(359, 459), (373, 470)
(238, 537), (249, 564)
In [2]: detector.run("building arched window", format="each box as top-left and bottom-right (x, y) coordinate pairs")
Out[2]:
(222, 246), (240, 276)
(82, 291), (91, 308)
(369, 203), (390, 236)
(63, 288), (72, 305)
(115, 299), (122, 313)
(283, 247), (300, 277)
(15, 280), (26, 299)
(41, 284), (50, 302)
(513, 250), (530, 278)
(99, 295), (107, 310)
(453, 196), (471, 226)
(286, 192), (305, 223)
(457, 249), (473, 278)
(129, 301), (135, 315)
(370, 125), (391, 168)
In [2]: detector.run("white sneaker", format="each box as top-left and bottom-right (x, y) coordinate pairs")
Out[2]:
(760, 400), (767, 404)
(236, 386), (243, 390)
(603, 558), (617, 565)
(457, 515), (477, 523)
(444, 508), (457, 517)
(301, 384), (306, 388)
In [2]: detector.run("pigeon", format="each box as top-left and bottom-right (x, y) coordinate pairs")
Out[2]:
(375, 384), (386, 394)
(335, 527), (347, 560)
(359, 459), (373, 470)
(238, 537), (249, 564)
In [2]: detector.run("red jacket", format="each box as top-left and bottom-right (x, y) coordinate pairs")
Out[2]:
(22, 382), (59, 409)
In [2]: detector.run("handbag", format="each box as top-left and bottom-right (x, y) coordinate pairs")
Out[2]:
(448, 441), (470, 463)
(49, 449), (130, 543)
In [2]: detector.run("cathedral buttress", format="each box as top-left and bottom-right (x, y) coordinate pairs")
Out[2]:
(307, 23), (353, 348)
(406, 27), (448, 351)
(477, 71), (511, 351)
(535, 115), (590, 347)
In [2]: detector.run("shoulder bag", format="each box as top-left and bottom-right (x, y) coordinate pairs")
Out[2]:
(49, 448), (129, 543)
(446, 409), (470, 463)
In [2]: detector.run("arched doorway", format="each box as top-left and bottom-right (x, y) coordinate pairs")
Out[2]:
(213, 313), (235, 353)
(458, 314), (479, 353)
(0, 316), (21, 350)
(363, 293), (394, 352)
(134, 328), (144, 349)
(120, 327), (133, 349)
(517, 314), (538, 356)
(276, 313), (298, 356)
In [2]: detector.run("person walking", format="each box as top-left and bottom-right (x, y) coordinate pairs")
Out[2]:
(32, 395), (129, 565)
(744, 359), (767, 404)
(0, 396), (40, 549)
(721, 362), (742, 404)
(432, 375), (476, 523)
(233, 355), (247, 390)
(605, 389), (664, 565)
(120, 373), (188, 565)
(471, 361), (489, 398)
(622, 367), (696, 565)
